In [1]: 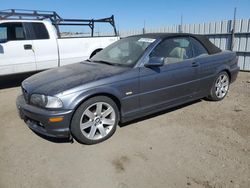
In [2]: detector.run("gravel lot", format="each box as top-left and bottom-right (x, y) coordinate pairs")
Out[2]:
(0, 72), (250, 188)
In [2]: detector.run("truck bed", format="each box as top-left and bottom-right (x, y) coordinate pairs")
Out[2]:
(57, 36), (119, 66)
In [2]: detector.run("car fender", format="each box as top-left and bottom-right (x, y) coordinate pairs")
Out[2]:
(214, 63), (231, 76)
(61, 85), (123, 110)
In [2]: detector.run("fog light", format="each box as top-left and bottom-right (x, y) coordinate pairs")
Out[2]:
(49, 117), (64, 123)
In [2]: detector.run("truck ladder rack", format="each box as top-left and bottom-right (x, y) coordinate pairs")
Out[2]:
(0, 9), (117, 37)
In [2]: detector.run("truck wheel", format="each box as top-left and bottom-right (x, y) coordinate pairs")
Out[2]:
(71, 96), (119, 144)
(207, 71), (230, 101)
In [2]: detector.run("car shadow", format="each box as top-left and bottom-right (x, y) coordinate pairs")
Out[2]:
(119, 99), (202, 127)
(32, 131), (72, 144)
(0, 71), (40, 89)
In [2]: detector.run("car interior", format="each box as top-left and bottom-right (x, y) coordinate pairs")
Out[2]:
(151, 38), (193, 64)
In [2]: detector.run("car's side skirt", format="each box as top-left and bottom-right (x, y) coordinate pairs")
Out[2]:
(120, 93), (205, 123)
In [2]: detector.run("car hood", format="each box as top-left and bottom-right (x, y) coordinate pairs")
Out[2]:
(22, 61), (129, 95)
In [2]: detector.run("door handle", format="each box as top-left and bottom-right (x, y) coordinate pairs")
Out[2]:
(191, 61), (199, 67)
(24, 44), (32, 50)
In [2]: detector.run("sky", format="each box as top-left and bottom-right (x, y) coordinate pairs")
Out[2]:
(0, 0), (250, 31)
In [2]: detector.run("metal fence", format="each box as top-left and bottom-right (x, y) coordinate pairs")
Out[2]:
(107, 19), (250, 71)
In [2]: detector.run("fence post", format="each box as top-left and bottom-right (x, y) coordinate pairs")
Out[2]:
(178, 25), (182, 33)
(230, 7), (237, 51)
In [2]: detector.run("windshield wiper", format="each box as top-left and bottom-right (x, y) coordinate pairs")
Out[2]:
(90, 60), (114, 66)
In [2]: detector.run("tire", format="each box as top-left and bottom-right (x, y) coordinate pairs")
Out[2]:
(70, 96), (119, 145)
(90, 49), (102, 58)
(207, 71), (230, 101)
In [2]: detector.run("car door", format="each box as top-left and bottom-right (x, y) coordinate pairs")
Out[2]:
(0, 22), (36, 75)
(139, 37), (200, 111)
(26, 22), (58, 70)
(189, 37), (214, 95)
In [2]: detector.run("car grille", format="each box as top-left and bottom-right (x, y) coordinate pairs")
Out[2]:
(22, 87), (29, 103)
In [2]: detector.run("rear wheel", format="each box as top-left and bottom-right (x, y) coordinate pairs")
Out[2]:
(207, 71), (230, 101)
(71, 96), (119, 144)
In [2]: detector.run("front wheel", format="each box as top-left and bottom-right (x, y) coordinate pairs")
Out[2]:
(71, 96), (119, 144)
(207, 71), (230, 101)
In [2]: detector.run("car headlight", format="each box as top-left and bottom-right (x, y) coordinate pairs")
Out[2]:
(30, 94), (63, 108)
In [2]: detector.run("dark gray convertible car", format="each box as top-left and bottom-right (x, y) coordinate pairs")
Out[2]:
(16, 33), (239, 144)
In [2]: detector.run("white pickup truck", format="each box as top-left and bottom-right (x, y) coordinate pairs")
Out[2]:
(0, 9), (119, 76)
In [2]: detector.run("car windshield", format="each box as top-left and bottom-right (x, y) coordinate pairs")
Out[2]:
(90, 36), (156, 67)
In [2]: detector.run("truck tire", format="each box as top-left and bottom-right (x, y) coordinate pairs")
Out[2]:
(90, 49), (103, 58)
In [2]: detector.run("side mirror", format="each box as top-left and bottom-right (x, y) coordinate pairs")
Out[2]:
(144, 57), (164, 67)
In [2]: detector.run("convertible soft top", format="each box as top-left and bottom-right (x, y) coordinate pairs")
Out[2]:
(130, 33), (222, 55)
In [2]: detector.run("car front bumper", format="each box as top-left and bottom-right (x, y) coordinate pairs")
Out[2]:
(16, 95), (73, 138)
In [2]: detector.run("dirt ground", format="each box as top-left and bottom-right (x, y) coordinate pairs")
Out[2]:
(0, 72), (249, 188)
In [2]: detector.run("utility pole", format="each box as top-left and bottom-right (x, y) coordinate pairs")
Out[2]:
(179, 14), (183, 33)
(143, 20), (146, 34)
(231, 7), (237, 51)
(117, 24), (120, 36)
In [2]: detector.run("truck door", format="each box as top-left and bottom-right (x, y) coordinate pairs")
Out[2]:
(0, 22), (36, 75)
(26, 22), (58, 70)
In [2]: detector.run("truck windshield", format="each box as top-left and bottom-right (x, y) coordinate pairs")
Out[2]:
(90, 36), (156, 67)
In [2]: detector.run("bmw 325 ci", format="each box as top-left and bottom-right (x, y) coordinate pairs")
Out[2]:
(16, 33), (239, 144)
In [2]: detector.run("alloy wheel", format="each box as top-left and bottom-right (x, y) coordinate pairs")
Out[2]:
(79, 102), (116, 140)
(215, 73), (229, 99)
